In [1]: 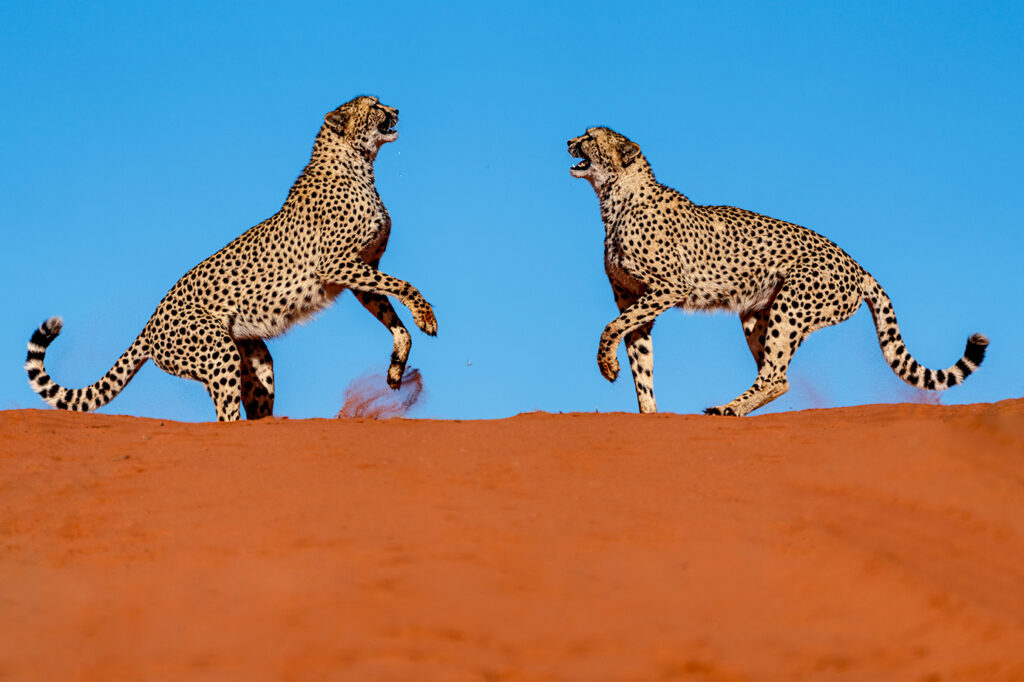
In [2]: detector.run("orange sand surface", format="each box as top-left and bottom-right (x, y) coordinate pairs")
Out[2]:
(2, 401), (1023, 681)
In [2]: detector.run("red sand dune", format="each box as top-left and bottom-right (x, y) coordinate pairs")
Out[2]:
(1, 400), (1023, 681)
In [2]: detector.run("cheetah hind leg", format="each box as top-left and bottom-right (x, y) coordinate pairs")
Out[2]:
(740, 306), (771, 371)
(238, 338), (275, 419)
(704, 307), (774, 416)
(150, 310), (243, 422)
(706, 268), (861, 417)
(704, 311), (797, 417)
(354, 290), (411, 389)
(197, 332), (243, 422)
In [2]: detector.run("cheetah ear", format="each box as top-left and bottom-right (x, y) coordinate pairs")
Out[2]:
(620, 141), (641, 167)
(324, 110), (348, 134)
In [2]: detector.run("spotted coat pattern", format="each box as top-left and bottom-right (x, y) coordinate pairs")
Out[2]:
(568, 127), (988, 416)
(26, 96), (437, 421)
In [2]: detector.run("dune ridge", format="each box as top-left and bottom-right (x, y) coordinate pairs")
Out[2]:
(1, 400), (1023, 681)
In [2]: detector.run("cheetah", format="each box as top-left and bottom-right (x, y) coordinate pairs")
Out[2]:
(25, 96), (437, 422)
(568, 127), (988, 416)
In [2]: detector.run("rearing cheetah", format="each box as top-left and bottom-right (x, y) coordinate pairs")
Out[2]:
(568, 127), (987, 416)
(26, 96), (437, 422)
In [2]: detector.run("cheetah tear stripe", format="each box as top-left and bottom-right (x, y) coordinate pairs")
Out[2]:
(25, 317), (147, 412)
(862, 274), (988, 390)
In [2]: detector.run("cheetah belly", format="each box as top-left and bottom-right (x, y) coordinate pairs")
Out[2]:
(678, 267), (781, 314)
(231, 277), (341, 340)
(671, 235), (782, 314)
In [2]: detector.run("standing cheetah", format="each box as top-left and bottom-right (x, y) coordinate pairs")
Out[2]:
(25, 96), (437, 422)
(568, 127), (987, 416)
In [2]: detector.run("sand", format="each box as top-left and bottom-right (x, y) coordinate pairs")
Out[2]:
(1, 400), (1023, 681)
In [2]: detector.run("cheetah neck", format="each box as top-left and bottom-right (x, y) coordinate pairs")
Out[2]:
(309, 127), (379, 174)
(613, 165), (656, 196)
(281, 132), (378, 211)
(596, 161), (660, 216)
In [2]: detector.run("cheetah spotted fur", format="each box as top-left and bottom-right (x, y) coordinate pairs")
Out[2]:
(26, 96), (437, 422)
(568, 127), (988, 417)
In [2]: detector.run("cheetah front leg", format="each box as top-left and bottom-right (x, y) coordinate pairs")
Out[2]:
(351, 256), (413, 389)
(316, 257), (438, 336)
(354, 291), (412, 388)
(610, 282), (657, 413)
(598, 286), (686, 385)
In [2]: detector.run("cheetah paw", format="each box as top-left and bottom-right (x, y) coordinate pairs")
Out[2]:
(598, 356), (620, 383)
(703, 406), (738, 417)
(416, 307), (438, 336)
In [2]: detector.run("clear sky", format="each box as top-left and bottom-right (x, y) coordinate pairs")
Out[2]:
(2, 1), (1022, 421)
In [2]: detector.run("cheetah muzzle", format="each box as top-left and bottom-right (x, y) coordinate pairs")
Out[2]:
(25, 95), (437, 422)
(569, 125), (988, 417)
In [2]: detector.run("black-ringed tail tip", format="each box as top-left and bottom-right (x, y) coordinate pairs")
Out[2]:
(25, 317), (65, 401)
(878, 331), (988, 391)
(25, 316), (63, 372)
(957, 333), (989, 381)
(29, 316), (63, 350)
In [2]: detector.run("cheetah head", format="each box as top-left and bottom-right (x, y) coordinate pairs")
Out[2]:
(323, 96), (399, 157)
(568, 127), (644, 188)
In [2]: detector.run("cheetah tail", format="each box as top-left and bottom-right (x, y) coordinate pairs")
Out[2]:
(25, 316), (149, 413)
(861, 274), (988, 391)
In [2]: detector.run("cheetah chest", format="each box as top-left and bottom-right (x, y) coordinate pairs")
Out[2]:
(603, 214), (656, 296)
(358, 194), (391, 262)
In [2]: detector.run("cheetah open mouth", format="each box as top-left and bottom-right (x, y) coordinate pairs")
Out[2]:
(378, 113), (398, 136)
(569, 143), (590, 172)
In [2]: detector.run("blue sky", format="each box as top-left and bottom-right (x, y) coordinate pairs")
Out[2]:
(2, 1), (1021, 421)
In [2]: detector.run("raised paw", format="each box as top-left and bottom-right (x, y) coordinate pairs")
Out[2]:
(598, 354), (620, 383)
(415, 305), (438, 336)
(703, 406), (738, 417)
